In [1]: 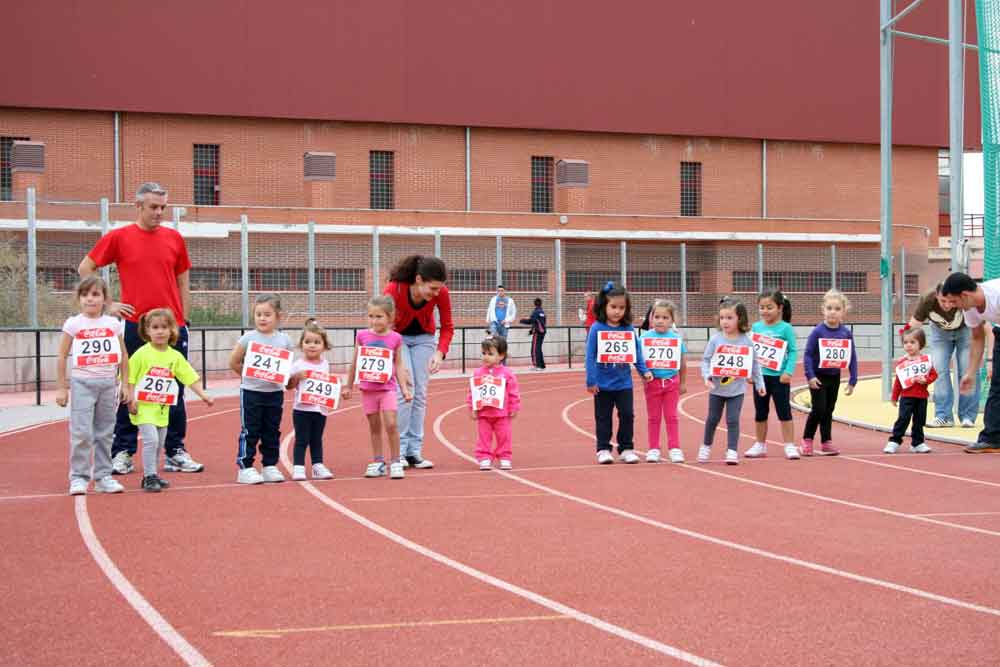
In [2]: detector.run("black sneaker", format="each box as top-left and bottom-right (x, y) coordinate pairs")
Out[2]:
(141, 475), (163, 493)
(154, 475), (170, 488)
(964, 441), (1000, 454)
(405, 455), (434, 469)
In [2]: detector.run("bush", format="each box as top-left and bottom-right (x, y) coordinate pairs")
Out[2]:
(0, 234), (64, 326)
(186, 305), (242, 326)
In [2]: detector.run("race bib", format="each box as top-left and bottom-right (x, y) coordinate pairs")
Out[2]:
(355, 346), (393, 384)
(749, 332), (788, 372)
(297, 369), (341, 411)
(136, 366), (179, 405)
(72, 328), (121, 369)
(896, 354), (932, 390)
(242, 341), (292, 386)
(710, 344), (753, 378)
(470, 374), (506, 410)
(597, 330), (636, 364)
(818, 338), (852, 369)
(642, 337), (680, 370)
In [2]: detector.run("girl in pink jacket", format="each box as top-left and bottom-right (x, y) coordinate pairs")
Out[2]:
(467, 336), (521, 470)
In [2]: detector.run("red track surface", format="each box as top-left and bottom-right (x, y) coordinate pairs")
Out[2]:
(4, 363), (999, 666)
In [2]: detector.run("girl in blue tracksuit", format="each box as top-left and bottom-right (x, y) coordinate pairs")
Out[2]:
(585, 281), (652, 464)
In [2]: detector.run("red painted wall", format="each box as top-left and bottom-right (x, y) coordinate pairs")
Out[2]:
(1, 1), (981, 148)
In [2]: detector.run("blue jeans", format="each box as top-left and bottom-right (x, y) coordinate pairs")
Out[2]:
(927, 325), (980, 423)
(489, 322), (508, 339)
(396, 333), (437, 458)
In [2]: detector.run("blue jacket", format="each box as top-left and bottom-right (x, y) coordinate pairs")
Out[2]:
(585, 321), (649, 391)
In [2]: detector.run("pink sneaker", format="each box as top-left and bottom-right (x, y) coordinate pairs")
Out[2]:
(800, 438), (814, 456)
(820, 441), (840, 456)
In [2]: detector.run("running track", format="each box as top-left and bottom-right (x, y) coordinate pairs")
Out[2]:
(3, 363), (999, 666)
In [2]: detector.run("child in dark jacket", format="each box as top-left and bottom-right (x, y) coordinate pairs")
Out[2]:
(519, 297), (547, 370)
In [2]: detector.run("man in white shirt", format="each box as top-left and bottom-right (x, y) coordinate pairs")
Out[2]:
(486, 285), (516, 339)
(939, 272), (1000, 453)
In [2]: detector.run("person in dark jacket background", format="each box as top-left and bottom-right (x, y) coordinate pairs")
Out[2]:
(520, 297), (547, 370)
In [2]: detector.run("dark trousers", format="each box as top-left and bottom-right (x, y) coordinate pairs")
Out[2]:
(977, 330), (1000, 445)
(531, 332), (546, 368)
(113, 320), (188, 458)
(804, 374), (841, 442)
(237, 388), (284, 468)
(753, 374), (793, 422)
(890, 397), (927, 446)
(704, 393), (744, 451)
(594, 389), (634, 452)
(292, 409), (327, 466)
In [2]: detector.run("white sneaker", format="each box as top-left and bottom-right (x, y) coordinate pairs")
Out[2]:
(410, 457), (434, 469)
(961, 418), (976, 428)
(292, 465), (307, 481)
(237, 467), (264, 484)
(597, 450), (614, 464)
(400, 457), (410, 468)
(645, 448), (662, 463)
(479, 458), (492, 470)
(94, 476), (124, 494)
(926, 417), (954, 428)
(784, 444), (800, 460)
(365, 461), (386, 478)
(668, 448), (685, 464)
(389, 462), (405, 479)
(261, 466), (285, 483)
(164, 449), (204, 473)
(697, 445), (711, 463)
(499, 459), (512, 470)
(620, 450), (640, 464)
(69, 478), (89, 495)
(883, 441), (900, 454)
(311, 463), (333, 480)
(910, 443), (933, 454)
(725, 449), (739, 465)
(745, 442), (767, 458)
(111, 451), (133, 475)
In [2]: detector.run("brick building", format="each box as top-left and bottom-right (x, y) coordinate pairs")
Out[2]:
(0, 1), (981, 326)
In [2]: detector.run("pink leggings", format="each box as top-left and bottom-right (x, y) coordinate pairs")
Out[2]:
(644, 376), (681, 450)
(475, 416), (512, 461)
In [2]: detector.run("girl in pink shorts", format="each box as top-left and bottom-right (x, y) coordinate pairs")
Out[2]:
(344, 296), (413, 479)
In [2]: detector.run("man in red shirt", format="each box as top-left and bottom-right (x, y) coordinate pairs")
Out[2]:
(78, 182), (203, 475)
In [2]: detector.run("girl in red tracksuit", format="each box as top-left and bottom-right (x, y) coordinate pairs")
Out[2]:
(885, 326), (939, 454)
(467, 336), (521, 470)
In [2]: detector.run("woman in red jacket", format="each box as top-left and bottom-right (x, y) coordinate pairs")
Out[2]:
(383, 255), (454, 469)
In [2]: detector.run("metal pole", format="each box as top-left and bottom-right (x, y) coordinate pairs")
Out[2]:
(900, 247), (907, 321)
(465, 127), (472, 212)
(240, 214), (249, 328)
(35, 330), (42, 406)
(757, 243), (764, 292)
(434, 230), (442, 257)
(831, 244), (837, 290)
(27, 187), (38, 328)
(307, 220), (316, 314)
(100, 198), (111, 284)
(371, 226), (380, 297)
(171, 206), (181, 229)
(461, 327), (467, 374)
(113, 112), (121, 202)
(761, 139), (768, 218)
(948, 0), (965, 272)
(880, 0), (895, 401)
(554, 239), (563, 326)
(201, 329), (207, 389)
(680, 242), (688, 325)
(620, 241), (627, 287)
(496, 235), (503, 286)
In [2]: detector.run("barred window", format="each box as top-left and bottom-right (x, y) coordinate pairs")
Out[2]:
(317, 268), (364, 291)
(531, 156), (554, 213)
(502, 270), (547, 292)
(247, 268), (364, 292)
(193, 144), (220, 205)
(904, 274), (920, 296)
(680, 162), (702, 216)
(38, 267), (78, 290)
(370, 150), (394, 209)
(733, 271), (859, 293)
(566, 271), (621, 293)
(1, 136), (30, 201)
(626, 271), (700, 292)
(190, 268), (242, 291)
(449, 269), (497, 292)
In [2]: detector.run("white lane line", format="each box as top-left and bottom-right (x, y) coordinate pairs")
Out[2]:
(75, 497), (212, 667)
(914, 511), (1000, 518)
(432, 403), (1000, 617)
(563, 395), (1000, 539)
(837, 456), (1000, 489)
(276, 433), (722, 666)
